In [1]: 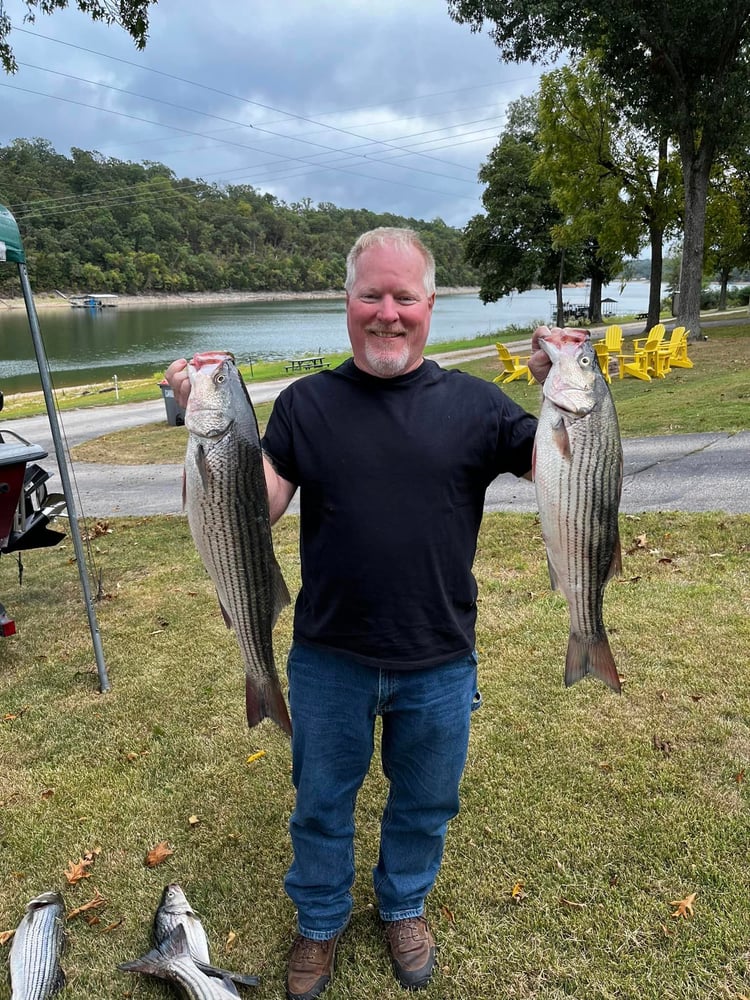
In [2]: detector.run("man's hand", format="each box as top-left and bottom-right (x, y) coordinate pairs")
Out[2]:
(528, 326), (554, 384)
(165, 358), (191, 410)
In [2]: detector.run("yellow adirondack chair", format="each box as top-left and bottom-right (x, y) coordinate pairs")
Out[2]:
(592, 325), (623, 383)
(493, 343), (533, 384)
(657, 326), (694, 372)
(617, 324), (666, 381)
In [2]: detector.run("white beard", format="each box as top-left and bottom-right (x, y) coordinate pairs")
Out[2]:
(364, 335), (410, 377)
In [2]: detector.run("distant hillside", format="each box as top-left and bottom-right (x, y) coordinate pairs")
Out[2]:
(0, 138), (478, 295)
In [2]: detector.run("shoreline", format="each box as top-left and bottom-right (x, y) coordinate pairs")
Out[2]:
(0, 287), (481, 313)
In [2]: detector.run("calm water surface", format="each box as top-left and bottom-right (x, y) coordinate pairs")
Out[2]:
(0, 283), (659, 393)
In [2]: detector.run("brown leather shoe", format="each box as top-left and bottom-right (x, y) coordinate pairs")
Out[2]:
(286, 931), (342, 1000)
(385, 916), (436, 990)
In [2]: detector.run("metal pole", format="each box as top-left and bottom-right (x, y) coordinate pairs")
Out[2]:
(17, 263), (110, 693)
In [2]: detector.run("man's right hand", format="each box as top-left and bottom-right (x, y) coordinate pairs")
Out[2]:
(165, 358), (191, 411)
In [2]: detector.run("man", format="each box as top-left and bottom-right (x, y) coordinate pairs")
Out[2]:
(167, 227), (550, 999)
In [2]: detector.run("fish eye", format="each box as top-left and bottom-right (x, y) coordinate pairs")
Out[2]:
(215, 372), (227, 384)
(580, 356), (591, 366)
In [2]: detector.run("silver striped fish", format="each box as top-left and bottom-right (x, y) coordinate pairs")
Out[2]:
(533, 328), (623, 692)
(184, 351), (291, 735)
(119, 924), (241, 999)
(153, 884), (259, 988)
(9, 891), (66, 1000)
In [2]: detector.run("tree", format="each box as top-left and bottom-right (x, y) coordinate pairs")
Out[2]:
(535, 59), (681, 330)
(447, 0), (750, 338)
(1, 1), (156, 73)
(463, 96), (567, 307)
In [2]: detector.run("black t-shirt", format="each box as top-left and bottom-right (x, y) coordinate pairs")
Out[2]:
(262, 358), (537, 670)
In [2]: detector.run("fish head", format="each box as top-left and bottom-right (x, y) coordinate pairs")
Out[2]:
(158, 883), (191, 915)
(540, 329), (600, 416)
(26, 890), (65, 912)
(186, 351), (241, 439)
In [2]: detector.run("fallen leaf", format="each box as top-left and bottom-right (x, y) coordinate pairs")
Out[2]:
(67, 888), (107, 920)
(652, 735), (673, 757)
(225, 930), (237, 951)
(103, 919), (125, 933)
(511, 881), (526, 903)
(440, 905), (455, 924)
(64, 856), (95, 885)
(41, 788), (54, 800)
(246, 750), (267, 765)
(560, 897), (586, 909)
(734, 769), (745, 784)
(145, 841), (174, 868)
(0, 930), (14, 946)
(670, 892), (697, 918)
(188, 815), (200, 826)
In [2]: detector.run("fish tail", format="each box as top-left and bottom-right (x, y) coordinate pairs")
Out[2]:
(565, 632), (621, 693)
(118, 925), (188, 979)
(246, 675), (293, 737)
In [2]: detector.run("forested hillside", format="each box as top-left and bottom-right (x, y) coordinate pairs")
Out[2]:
(0, 139), (478, 295)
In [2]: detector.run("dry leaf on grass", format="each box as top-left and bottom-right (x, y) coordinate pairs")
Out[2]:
(145, 840), (174, 867)
(64, 853), (97, 885)
(67, 888), (107, 920)
(560, 897), (586, 909)
(0, 930), (15, 946)
(511, 881), (526, 903)
(440, 905), (455, 924)
(225, 930), (237, 951)
(188, 815), (200, 826)
(246, 750), (267, 765)
(670, 892), (697, 918)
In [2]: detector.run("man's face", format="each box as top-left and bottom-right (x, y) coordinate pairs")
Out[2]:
(345, 242), (435, 378)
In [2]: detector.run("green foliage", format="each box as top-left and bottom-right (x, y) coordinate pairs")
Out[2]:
(0, 1), (156, 73)
(0, 140), (478, 295)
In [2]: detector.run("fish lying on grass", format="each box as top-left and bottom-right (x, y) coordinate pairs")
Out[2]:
(533, 328), (623, 693)
(119, 924), (242, 999)
(153, 883), (259, 988)
(184, 351), (292, 736)
(9, 891), (66, 1000)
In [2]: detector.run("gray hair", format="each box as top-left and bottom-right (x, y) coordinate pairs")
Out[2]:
(344, 227), (436, 296)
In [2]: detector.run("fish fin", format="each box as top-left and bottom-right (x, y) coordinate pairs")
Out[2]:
(546, 554), (562, 592)
(195, 959), (261, 988)
(119, 924), (190, 978)
(195, 443), (210, 491)
(51, 966), (66, 995)
(531, 440), (537, 481)
(551, 415), (571, 459)
(605, 534), (622, 583)
(182, 468), (187, 510)
(271, 558), (291, 627)
(565, 632), (621, 694)
(246, 675), (293, 737)
(217, 596), (233, 629)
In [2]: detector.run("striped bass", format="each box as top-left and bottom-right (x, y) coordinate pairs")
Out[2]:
(119, 924), (242, 999)
(532, 328), (623, 693)
(184, 351), (291, 736)
(9, 891), (66, 1000)
(153, 884), (259, 988)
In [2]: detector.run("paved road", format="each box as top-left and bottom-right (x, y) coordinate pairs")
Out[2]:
(3, 353), (748, 517)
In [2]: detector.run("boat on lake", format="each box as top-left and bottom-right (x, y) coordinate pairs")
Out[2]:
(69, 293), (118, 309)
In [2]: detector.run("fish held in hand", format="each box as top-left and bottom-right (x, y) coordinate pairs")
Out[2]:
(184, 351), (292, 736)
(153, 883), (259, 988)
(532, 329), (623, 693)
(9, 891), (66, 1000)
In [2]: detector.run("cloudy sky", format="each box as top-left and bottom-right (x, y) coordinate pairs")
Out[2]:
(0, 0), (547, 228)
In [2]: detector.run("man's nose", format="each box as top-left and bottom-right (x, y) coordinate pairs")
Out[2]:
(376, 295), (399, 323)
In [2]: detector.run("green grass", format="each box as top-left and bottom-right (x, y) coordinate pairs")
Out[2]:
(1, 512), (749, 999)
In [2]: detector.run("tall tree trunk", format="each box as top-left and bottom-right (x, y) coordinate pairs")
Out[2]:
(647, 223), (664, 332)
(718, 269), (729, 310)
(677, 141), (713, 341)
(588, 270), (603, 323)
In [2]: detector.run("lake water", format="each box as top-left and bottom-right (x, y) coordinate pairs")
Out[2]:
(0, 282), (662, 394)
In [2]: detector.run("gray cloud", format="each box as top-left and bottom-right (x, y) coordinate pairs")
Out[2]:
(0, 0), (543, 226)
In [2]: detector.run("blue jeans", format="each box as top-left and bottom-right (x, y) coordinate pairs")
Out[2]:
(284, 641), (478, 941)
